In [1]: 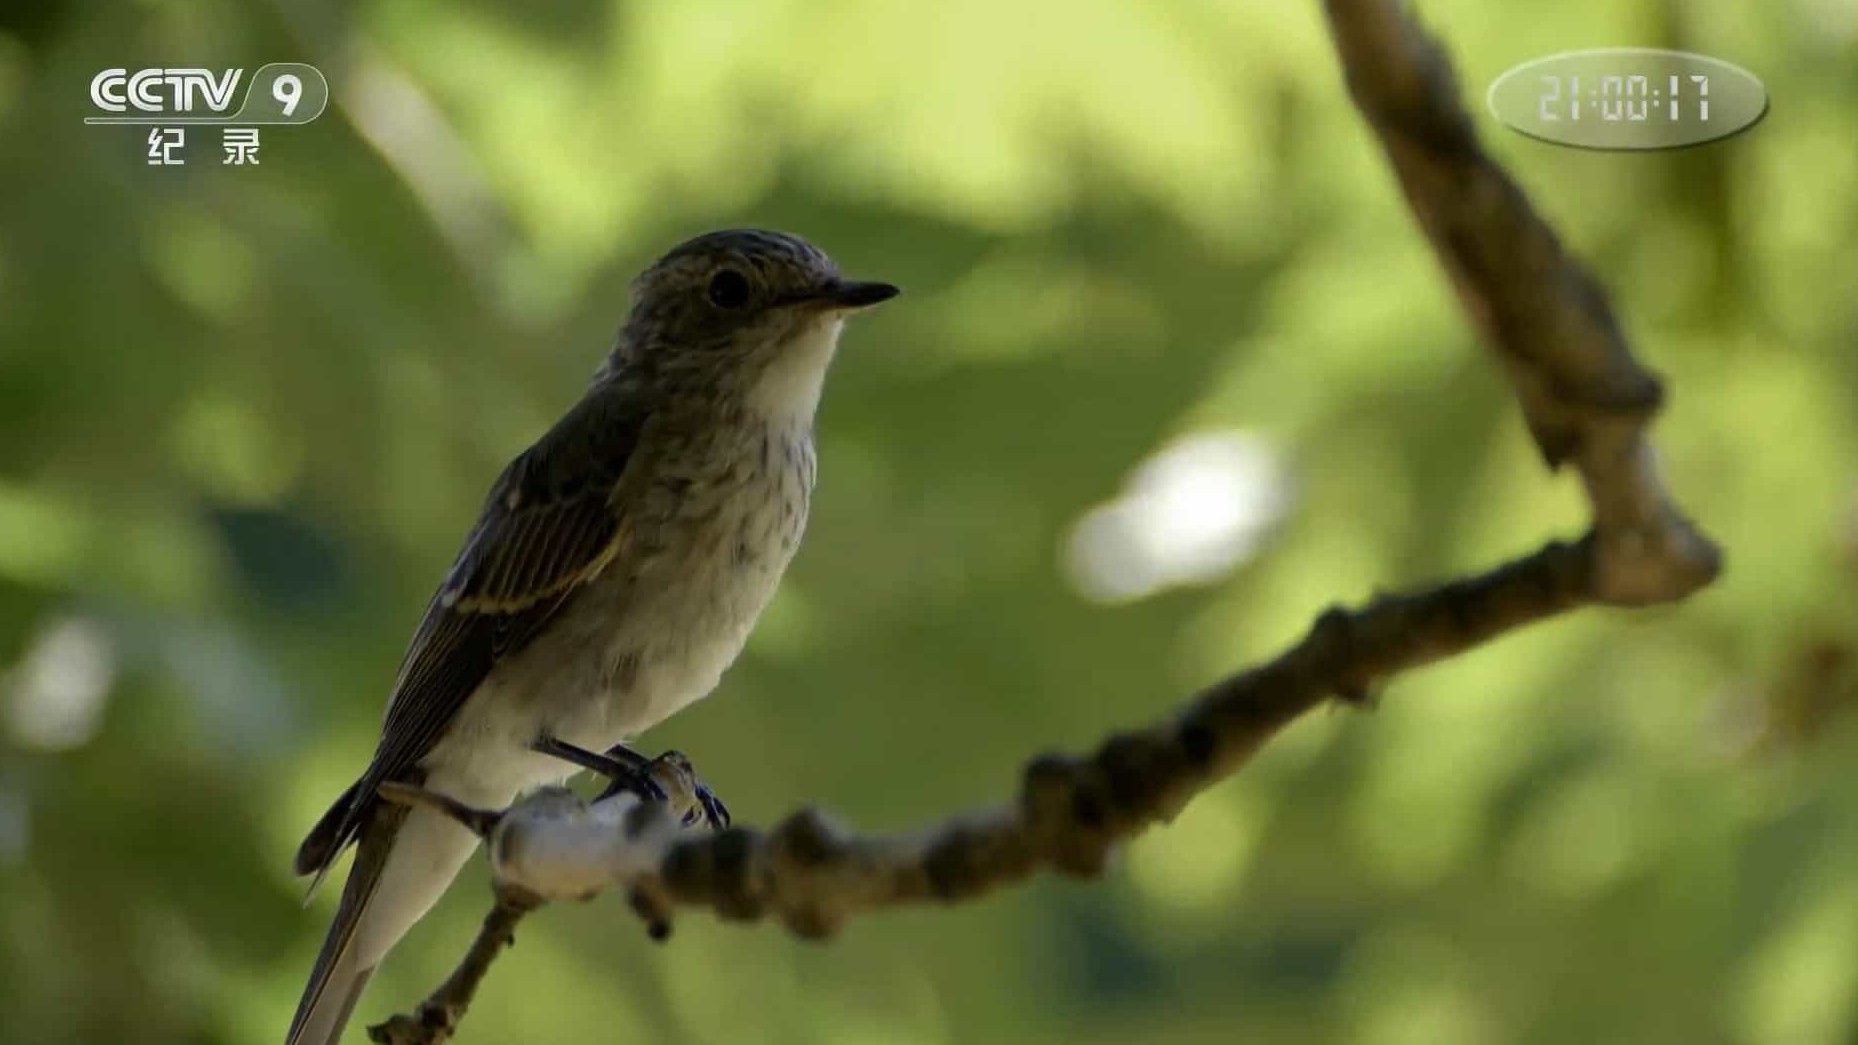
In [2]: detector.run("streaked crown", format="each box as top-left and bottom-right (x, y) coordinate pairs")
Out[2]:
(613, 229), (897, 380)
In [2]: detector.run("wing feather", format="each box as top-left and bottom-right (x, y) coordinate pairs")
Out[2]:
(300, 391), (649, 874)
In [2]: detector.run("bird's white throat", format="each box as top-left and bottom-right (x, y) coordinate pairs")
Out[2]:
(745, 314), (845, 425)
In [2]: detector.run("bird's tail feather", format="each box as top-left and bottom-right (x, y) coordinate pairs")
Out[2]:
(287, 958), (374, 1045)
(296, 779), (364, 902)
(286, 795), (406, 1045)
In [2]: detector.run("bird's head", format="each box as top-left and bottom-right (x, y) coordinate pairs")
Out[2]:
(613, 229), (898, 422)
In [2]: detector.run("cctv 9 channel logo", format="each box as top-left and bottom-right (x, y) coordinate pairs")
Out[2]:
(87, 63), (328, 124)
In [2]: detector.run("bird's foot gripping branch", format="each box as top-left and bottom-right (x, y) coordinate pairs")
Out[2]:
(367, 1), (1721, 1041)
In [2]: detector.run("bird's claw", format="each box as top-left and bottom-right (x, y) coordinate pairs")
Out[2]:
(533, 735), (672, 807)
(581, 746), (728, 831)
(691, 783), (731, 830)
(641, 749), (730, 831)
(591, 761), (669, 805)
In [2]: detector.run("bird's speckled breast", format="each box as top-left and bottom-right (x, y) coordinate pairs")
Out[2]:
(594, 417), (816, 732)
(425, 415), (817, 806)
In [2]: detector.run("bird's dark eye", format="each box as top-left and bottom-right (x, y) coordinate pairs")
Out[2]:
(707, 269), (751, 309)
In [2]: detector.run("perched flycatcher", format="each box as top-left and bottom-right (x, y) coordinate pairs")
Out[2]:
(287, 229), (897, 1045)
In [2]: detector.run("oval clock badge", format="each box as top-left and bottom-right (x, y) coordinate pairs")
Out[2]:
(1488, 48), (1768, 150)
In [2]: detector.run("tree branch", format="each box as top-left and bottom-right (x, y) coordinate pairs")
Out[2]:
(371, 1), (1723, 1039)
(368, 885), (539, 1045)
(1320, 0), (1720, 604)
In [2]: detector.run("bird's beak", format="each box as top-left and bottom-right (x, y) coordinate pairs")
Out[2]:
(791, 278), (900, 311)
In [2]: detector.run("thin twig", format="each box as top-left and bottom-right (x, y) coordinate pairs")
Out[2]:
(368, 886), (541, 1045)
(1320, 0), (1720, 603)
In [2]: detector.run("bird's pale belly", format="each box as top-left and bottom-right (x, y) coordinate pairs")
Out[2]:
(420, 440), (809, 809)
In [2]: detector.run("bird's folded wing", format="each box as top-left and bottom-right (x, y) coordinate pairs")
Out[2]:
(330, 393), (650, 860)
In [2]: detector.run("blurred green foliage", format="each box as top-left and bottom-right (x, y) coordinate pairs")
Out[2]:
(1, 0), (1856, 1042)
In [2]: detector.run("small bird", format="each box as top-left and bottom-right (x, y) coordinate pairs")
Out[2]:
(286, 229), (897, 1045)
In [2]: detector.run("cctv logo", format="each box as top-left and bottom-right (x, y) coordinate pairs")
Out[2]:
(90, 68), (244, 114)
